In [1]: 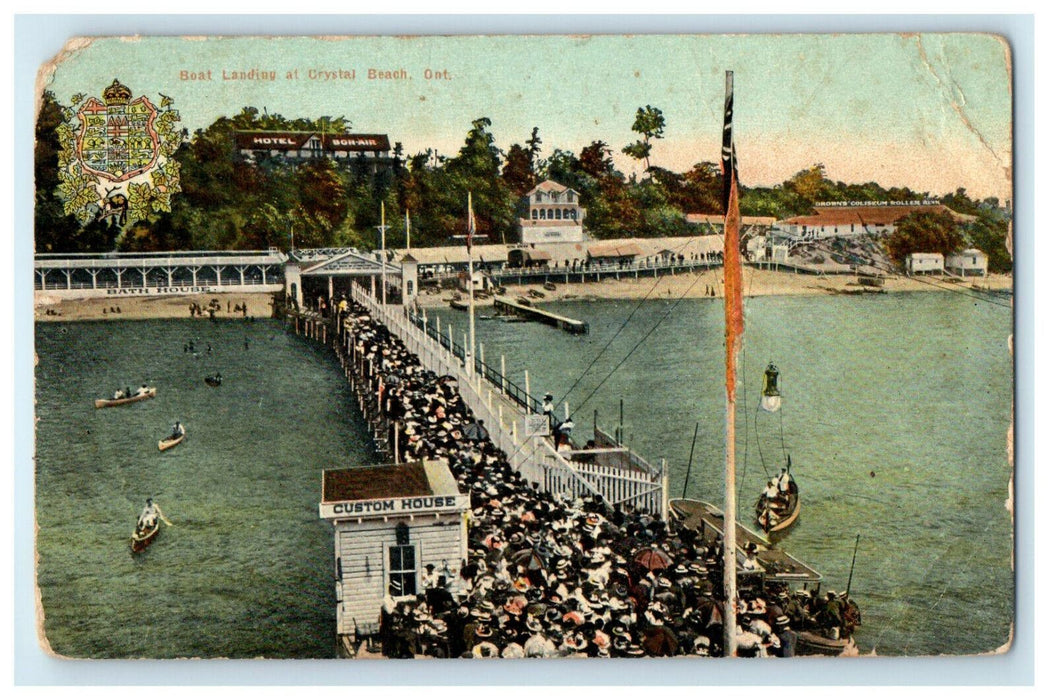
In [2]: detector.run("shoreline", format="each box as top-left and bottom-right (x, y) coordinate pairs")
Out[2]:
(414, 270), (1013, 309)
(32, 271), (1012, 321)
(34, 291), (279, 323)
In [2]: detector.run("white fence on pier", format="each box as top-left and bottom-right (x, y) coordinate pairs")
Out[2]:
(342, 285), (668, 519)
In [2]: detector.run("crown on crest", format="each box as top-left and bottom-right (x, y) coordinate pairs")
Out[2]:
(103, 79), (132, 106)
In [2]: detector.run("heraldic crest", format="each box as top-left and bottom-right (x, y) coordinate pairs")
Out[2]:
(56, 79), (182, 227)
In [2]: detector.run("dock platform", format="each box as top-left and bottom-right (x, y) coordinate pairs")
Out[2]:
(669, 499), (822, 584)
(493, 295), (589, 335)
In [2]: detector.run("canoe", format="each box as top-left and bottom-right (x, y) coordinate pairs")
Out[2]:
(543, 282), (557, 291)
(130, 519), (160, 553)
(94, 388), (156, 408)
(158, 428), (186, 452)
(755, 473), (800, 534)
(450, 300), (469, 311)
(205, 376), (222, 387)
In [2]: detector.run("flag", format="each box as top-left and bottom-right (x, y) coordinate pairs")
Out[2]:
(722, 70), (744, 403)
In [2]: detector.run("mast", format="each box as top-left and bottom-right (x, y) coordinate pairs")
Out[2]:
(721, 69), (745, 658)
(467, 192), (476, 376)
(378, 201), (389, 306)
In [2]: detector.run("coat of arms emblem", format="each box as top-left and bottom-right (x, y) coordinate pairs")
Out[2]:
(75, 79), (160, 182)
(55, 78), (181, 228)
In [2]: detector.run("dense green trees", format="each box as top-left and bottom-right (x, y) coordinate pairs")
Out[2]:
(885, 210), (966, 266)
(33, 95), (1012, 267)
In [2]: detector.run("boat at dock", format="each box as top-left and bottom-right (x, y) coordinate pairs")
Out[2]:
(754, 461), (801, 535)
(94, 387), (156, 408)
(669, 498), (858, 656)
(669, 499), (818, 584)
(449, 299), (469, 311)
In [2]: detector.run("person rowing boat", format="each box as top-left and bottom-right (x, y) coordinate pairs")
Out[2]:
(169, 422), (184, 440)
(132, 497), (173, 552)
(137, 497), (172, 531)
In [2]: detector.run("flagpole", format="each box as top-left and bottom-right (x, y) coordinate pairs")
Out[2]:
(405, 208), (411, 250)
(379, 201), (388, 306)
(467, 192), (476, 377)
(720, 69), (744, 659)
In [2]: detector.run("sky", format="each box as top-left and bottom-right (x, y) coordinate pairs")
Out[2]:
(39, 33), (1013, 201)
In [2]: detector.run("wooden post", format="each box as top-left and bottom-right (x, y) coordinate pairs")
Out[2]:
(501, 355), (507, 394)
(524, 370), (531, 413)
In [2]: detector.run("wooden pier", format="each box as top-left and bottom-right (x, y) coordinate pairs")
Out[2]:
(492, 295), (589, 335)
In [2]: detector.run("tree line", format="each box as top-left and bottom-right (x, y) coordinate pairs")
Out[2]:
(34, 92), (1011, 272)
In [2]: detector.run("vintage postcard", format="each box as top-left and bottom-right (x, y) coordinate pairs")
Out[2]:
(31, 32), (1014, 662)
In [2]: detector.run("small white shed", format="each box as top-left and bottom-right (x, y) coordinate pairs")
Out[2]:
(906, 252), (945, 274)
(319, 460), (469, 641)
(945, 249), (988, 277)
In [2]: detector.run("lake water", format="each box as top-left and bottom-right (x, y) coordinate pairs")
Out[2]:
(34, 289), (1014, 657)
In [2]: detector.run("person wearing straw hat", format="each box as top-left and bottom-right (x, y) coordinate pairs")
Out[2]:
(774, 614), (797, 657)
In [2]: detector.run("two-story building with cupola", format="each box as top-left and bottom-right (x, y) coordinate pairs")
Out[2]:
(518, 180), (586, 244)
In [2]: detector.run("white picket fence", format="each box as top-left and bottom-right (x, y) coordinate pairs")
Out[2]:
(343, 285), (669, 519)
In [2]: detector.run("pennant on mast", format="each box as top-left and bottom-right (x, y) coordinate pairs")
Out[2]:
(722, 70), (744, 403)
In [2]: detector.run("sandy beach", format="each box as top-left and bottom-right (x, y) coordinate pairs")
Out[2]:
(32, 270), (1011, 320)
(34, 291), (280, 322)
(414, 269), (1013, 309)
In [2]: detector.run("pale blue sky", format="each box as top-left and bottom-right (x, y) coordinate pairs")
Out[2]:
(41, 33), (1012, 199)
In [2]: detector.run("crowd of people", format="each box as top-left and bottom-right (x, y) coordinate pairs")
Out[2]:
(341, 301), (860, 658)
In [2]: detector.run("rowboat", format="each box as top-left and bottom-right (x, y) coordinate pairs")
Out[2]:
(94, 387), (156, 408)
(450, 299), (469, 311)
(755, 470), (801, 534)
(205, 375), (222, 387)
(668, 498), (821, 584)
(130, 519), (159, 553)
(794, 629), (858, 657)
(158, 426), (186, 452)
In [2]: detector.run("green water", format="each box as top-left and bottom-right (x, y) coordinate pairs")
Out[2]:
(34, 318), (374, 658)
(434, 290), (1015, 656)
(34, 289), (1015, 657)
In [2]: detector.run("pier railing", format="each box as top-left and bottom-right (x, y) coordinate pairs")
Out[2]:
(332, 286), (668, 520)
